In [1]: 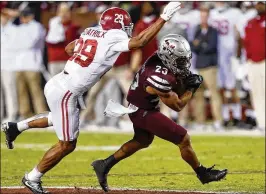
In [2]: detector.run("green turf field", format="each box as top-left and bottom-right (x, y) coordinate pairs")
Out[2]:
(1, 131), (265, 193)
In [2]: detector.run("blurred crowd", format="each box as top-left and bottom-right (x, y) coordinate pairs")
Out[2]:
(1, 1), (265, 131)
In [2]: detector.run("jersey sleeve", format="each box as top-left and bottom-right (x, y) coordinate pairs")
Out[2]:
(145, 73), (174, 93)
(106, 29), (130, 52)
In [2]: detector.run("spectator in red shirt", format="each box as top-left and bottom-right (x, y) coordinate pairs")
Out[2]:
(45, 2), (80, 76)
(129, 2), (159, 74)
(244, 2), (265, 130)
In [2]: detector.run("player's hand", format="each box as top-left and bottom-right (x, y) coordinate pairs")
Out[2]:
(184, 74), (203, 93)
(160, 2), (182, 21)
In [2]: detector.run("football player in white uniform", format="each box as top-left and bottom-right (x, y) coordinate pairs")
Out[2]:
(171, 2), (200, 42)
(209, 2), (244, 127)
(2, 3), (182, 193)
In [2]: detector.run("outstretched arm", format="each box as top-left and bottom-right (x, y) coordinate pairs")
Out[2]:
(128, 18), (166, 50)
(128, 2), (181, 50)
(146, 86), (193, 112)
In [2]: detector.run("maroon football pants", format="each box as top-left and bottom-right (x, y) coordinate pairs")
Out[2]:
(129, 109), (187, 145)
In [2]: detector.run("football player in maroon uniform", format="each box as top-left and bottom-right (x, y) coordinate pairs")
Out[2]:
(92, 34), (227, 192)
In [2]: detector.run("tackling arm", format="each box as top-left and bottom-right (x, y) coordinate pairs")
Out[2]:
(128, 18), (166, 50)
(65, 39), (77, 56)
(128, 2), (181, 50)
(146, 86), (193, 112)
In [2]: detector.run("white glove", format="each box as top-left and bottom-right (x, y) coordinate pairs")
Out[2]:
(160, 2), (182, 21)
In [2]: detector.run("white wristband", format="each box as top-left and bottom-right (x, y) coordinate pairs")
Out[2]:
(160, 14), (168, 22)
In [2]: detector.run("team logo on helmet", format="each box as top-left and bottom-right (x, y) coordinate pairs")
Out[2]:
(158, 34), (192, 78)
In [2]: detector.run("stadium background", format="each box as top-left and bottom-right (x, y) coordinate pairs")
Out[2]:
(1, 1), (265, 194)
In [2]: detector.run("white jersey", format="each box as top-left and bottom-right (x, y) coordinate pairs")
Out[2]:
(64, 27), (130, 94)
(209, 8), (243, 52)
(1, 20), (21, 71)
(236, 9), (257, 39)
(170, 9), (200, 41)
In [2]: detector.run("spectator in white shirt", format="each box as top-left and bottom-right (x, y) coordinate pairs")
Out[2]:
(1, 11), (18, 122)
(14, 7), (47, 118)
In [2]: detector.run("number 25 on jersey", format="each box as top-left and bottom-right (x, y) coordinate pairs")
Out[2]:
(69, 38), (98, 67)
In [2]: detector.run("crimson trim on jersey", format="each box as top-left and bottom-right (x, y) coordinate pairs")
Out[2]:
(61, 91), (70, 141)
(61, 91), (72, 141)
(65, 92), (72, 141)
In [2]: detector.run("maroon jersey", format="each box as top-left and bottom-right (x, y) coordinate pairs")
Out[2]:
(127, 53), (176, 110)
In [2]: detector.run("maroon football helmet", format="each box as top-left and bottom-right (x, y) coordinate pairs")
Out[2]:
(99, 7), (134, 37)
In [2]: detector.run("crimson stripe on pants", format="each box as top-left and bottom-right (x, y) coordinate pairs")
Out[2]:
(61, 91), (70, 141)
(65, 92), (72, 141)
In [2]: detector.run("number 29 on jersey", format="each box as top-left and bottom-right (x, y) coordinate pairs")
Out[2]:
(69, 38), (98, 67)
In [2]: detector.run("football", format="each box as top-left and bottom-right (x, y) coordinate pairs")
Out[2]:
(172, 77), (187, 96)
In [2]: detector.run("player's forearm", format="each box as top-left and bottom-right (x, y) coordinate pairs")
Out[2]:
(177, 90), (193, 110)
(161, 91), (189, 112)
(129, 17), (166, 50)
(161, 92), (182, 112)
(137, 17), (166, 45)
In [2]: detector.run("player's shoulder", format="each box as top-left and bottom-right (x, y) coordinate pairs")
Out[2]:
(100, 29), (129, 45)
(105, 29), (128, 38)
(145, 54), (176, 86)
